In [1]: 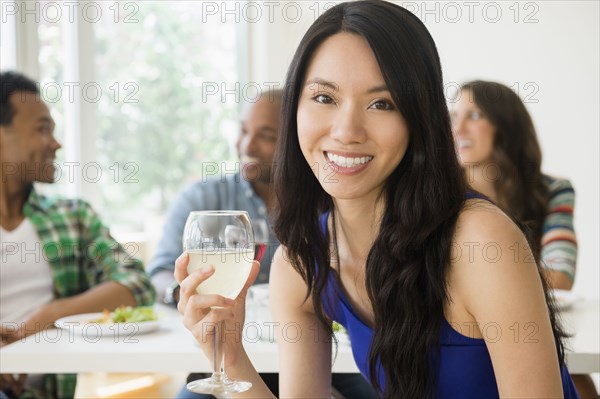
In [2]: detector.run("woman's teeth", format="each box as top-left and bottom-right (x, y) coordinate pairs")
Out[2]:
(457, 139), (473, 149)
(326, 152), (373, 168)
(241, 156), (260, 163)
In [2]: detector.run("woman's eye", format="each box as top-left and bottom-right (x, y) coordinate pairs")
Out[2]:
(259, 133), (277, 143)
(313, 94), (334, 104)
(371, 100), (394, 110)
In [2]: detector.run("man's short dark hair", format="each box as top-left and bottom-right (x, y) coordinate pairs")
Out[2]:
(0, 71), (40, 126)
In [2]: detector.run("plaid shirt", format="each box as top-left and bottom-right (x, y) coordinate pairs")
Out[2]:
(20, 187), (155, 398)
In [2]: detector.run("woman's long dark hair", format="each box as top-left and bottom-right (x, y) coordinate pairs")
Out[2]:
(461, 81), (549, 256)
(274, 2), (563, 398)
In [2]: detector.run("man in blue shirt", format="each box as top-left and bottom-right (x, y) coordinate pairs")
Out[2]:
(148, 91), (281, 300)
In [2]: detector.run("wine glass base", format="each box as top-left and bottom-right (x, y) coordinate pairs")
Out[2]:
(187, 377), (252, 395)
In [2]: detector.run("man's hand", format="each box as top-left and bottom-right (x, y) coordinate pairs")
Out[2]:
(18, 303), (58, 339)
(1, 330), (28, 397)
(1, 303), (58, 345)
(1, 325), (19, 347)
(0, 373), (27, 397)
(0, 304), (56, 396)
(0, 303), (57, 397)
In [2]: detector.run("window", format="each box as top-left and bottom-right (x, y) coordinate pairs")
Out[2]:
(0, 0), (17, 71)
(89, 1), (240, 232)
(10, 1), (244, 237)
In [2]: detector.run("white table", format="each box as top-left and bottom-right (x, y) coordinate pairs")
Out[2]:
(0, 304), (358, 374)
(1, 300), (598, 374)
(560, 298), (600, 374)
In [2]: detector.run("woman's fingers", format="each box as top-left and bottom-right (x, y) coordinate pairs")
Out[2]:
(182, 296), (235, 328)
(175, 255), (254, 350)
(173, 252), (190, 284)
(185, 294), (235, 319)
(177, 266), (214, 315)
(187, 307), (237, 343)
(179, 267), (215, 299)
(245, 260), (261, 289)
(181, 295), (236, 344)
(239, 260), (261, 298)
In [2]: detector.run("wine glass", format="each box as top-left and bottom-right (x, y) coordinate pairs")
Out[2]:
(183, 211), (255, 395)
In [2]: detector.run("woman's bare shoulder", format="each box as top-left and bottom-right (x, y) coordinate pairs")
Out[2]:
(270, 245), (315, 314)
(450, 199), (544, 314)
(455, 198), (517, 242)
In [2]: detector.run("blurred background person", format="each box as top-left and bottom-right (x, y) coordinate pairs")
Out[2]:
(148, 90), (283, 302)
(451, 80), (596, 398)
(451, 80), (576, 290)
(0, 72), (155, 398)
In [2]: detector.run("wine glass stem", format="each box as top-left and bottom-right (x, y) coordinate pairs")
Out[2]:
(213, 320), (227, 382)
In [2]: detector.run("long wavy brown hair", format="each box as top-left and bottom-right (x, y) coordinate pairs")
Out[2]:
(462, 81), (549, 256)
(273, 3), (564, 398)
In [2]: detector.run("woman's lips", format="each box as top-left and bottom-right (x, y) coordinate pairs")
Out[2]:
(456, 139), (473, 150)
(324, 151), (373, 175)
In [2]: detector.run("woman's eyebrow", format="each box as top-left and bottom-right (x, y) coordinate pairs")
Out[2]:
(305, 78), (338, 92)
(305, 78), (389, 95)
(366, 84), (389, 94)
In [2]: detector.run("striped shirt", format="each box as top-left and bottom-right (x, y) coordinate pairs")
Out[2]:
(541, 175), (577, 282)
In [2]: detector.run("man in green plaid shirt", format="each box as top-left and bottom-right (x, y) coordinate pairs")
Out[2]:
(0, 72), (155, 398)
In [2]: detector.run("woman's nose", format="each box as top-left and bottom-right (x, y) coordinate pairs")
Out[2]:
(330, 106), (367, 144)
(452, 115), (467, 137)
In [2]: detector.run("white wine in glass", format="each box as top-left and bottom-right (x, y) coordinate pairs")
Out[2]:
(183, 211), (255, 395)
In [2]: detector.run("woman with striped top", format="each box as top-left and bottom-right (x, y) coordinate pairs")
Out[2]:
(451, 80), (596, 397)
(450, 80), (576, 290)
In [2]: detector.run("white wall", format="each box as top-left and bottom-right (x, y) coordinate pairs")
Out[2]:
(248, 1), (599, 298)
(429, 1), (599, 298)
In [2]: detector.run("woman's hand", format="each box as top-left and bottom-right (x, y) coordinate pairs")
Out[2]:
(174, 252), (260, 369)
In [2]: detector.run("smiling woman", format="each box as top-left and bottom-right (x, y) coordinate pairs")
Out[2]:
(174, 1), (581, 398)
(451, 81), (578, 291)
(296, 37), (410, 201)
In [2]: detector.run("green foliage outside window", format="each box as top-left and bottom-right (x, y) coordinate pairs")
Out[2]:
(40, 2), (240, 232)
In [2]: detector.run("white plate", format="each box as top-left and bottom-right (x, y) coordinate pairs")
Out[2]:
(55, 312), (160, 340)
(334, 331), (351, 347)
(551, 289), (581, 311)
